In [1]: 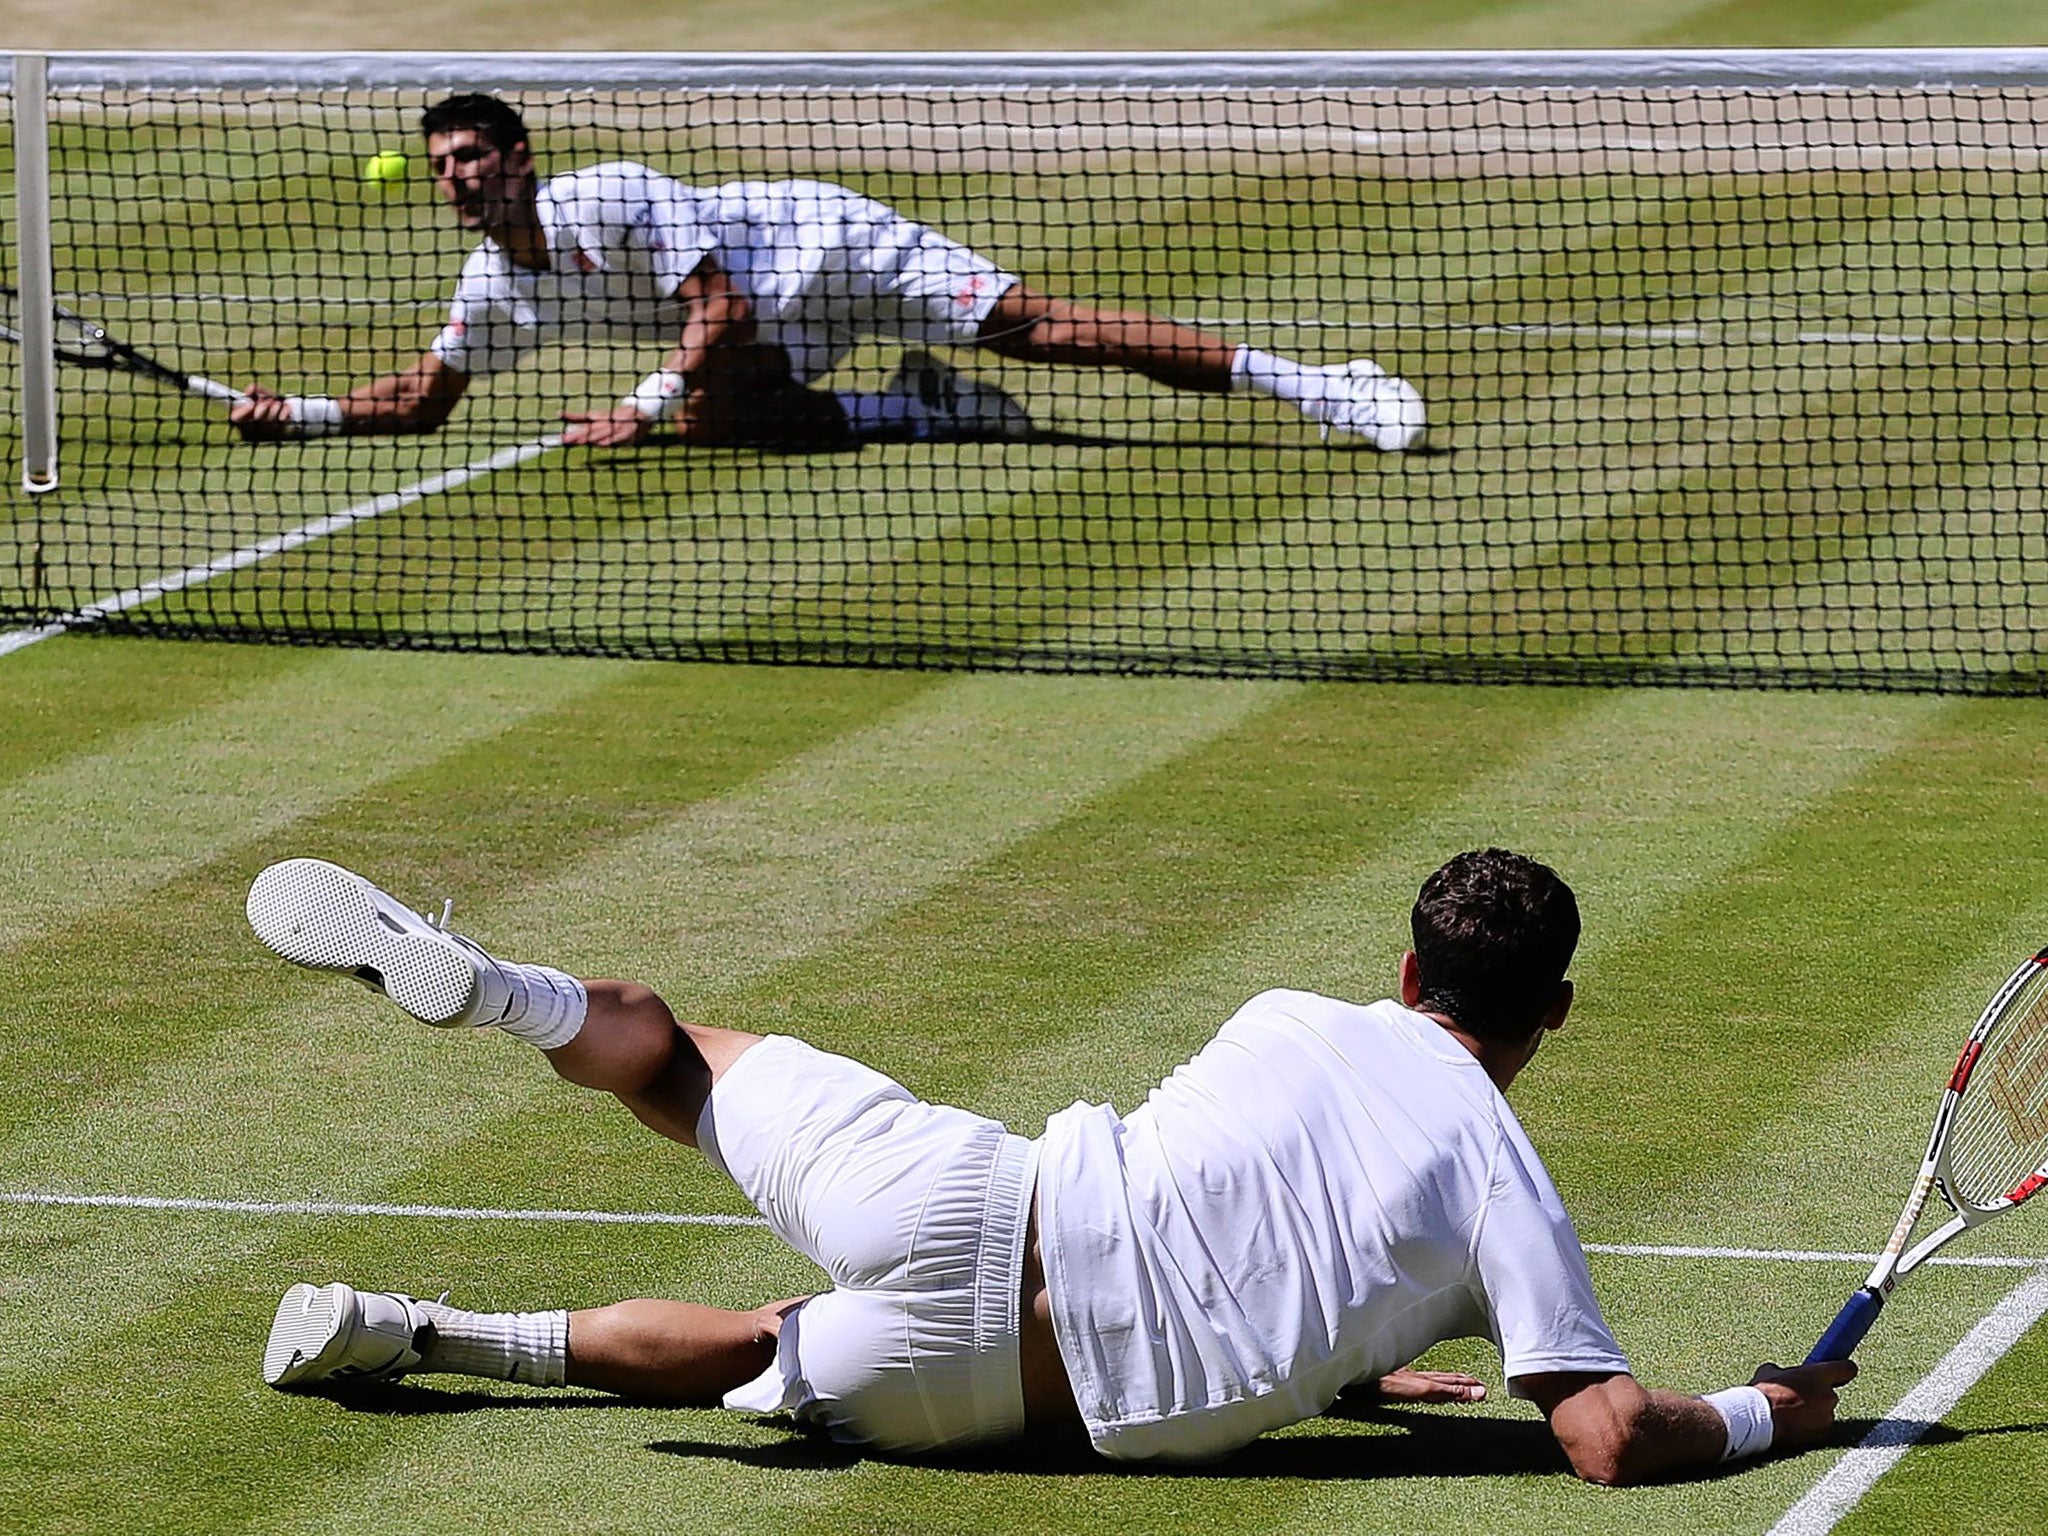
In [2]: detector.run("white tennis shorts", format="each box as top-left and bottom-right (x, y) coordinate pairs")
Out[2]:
(698, 1034), (1040, 1452)
(740, 187), (1020, 383)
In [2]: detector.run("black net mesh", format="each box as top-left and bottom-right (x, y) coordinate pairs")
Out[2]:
(3, 68), (2045, 690)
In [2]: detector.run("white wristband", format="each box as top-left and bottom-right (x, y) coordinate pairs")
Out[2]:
(1703, 1385), (1774, 1461)
(282, 396), (344, 438)
(624, 368), (688, 421)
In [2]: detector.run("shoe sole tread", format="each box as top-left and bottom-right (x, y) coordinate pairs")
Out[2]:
(247, 859), (479, 1026)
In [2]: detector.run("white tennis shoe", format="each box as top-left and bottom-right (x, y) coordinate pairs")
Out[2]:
(264, 1281), (435, 1388)
(246, 857), (511, 1028)
(884, 349), (1035, 441)
(1301, 360), (1429, 452)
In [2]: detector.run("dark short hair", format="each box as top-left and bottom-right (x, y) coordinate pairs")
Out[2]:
(420, 93), (531, 155)
(1410, 848), (1579, 1043)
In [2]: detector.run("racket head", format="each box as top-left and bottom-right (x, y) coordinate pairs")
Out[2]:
(0, 284), (190, 380)
(0, 284), (130, 368)
(1937, 948), (2048, 1215)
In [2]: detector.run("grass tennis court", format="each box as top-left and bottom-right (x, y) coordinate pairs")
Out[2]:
(6, 5), (2048, 1532)
(5, 640), (2046, 1534)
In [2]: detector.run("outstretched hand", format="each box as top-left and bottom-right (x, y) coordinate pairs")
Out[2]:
(1374, 1367), (1489, 1405)
(562, 405), (657, 447)
(1752, 1359), (1858, 1449)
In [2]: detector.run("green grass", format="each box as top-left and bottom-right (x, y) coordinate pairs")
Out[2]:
(3, 637), (2046, 1535)
(7, 5), (2048, 1533)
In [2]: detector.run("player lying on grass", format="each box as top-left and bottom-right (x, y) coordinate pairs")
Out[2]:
(247, 847), (1848, 1480)
(229, 93), (1427, 452)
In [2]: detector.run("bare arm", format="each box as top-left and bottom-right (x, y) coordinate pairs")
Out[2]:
(231, 352), (469, 441)
(1517, 1362), (1855, 1486)
(563, 255), (847, 448)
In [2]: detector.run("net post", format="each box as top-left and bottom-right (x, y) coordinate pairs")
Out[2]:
(12, 52), (58, 495)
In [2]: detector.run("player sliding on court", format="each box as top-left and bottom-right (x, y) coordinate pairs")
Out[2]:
(229, 93), (1427, 452)
(248, 846), (1850, 1479)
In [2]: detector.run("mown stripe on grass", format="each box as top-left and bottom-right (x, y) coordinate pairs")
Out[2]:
(673, 681), (1595, 1112)
(454, 671), (1300, 984)
(975, 688), (1945, 1117)
(1559, 697), (2048, 1248)
(0, 1191), (769, 1225)
(0, 637), (315, 784)
(0, 647), (626, 954)
(0, 661), (941, 1162)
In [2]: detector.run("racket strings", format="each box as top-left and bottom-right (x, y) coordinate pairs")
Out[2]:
(1948, 969), (2048, 1208)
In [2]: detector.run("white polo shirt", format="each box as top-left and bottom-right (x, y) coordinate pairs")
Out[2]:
(431, 162), (709, 377)
(429, 162), (1011, 383)
(1037, 989), (1630, 1463)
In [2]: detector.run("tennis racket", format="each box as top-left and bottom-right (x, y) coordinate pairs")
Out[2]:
(1805, 947), (2048, 1363)
(0, 285), (244, 403)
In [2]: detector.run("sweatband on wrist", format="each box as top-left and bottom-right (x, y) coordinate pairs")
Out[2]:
(282, 396), (344, 438)
(1703, 1385), (1774, 1461)
(624, 368), (688, 421)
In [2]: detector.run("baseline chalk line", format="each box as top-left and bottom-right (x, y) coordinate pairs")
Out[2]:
(10, 1191), (2043, 1273)
(0, 1190), (768, 1226)
(1, 433), (561, 658)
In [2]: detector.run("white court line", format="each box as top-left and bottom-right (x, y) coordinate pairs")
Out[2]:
(0, 433), (562, 659)
(0, 1190), (769, 1227)
(18, 1182), (2047, 1529)
(1582, 1241), (2043, 1271)
(8, 1190), (2044, 1275)
(1767, 1264), (2048, 1536)
(1184, 314), (2013, 345)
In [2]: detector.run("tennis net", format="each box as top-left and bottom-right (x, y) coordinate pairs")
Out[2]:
(4, 49), (2046, 690)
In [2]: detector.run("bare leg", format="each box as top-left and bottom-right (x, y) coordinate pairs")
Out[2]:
(976, 283), (1237, 393)
(540, 979), (763, 1149)
(566, 1296), (804, 1402)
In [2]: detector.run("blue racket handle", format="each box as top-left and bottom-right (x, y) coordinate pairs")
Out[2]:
(1805, 1288), (1884, 1364)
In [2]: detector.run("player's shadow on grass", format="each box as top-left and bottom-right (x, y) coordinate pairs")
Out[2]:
(305, 1382), (639, 1415)
(1013, 427), (1454, 459)
(651, 1405), (1570, 1482)
(1828, 1416), (2048, 1447)
(626, 427), (1455, 459)
(313, 1389), (2047, 1480)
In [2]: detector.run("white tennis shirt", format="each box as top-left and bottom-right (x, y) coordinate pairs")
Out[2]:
(429, 161), (965, 380)
(1037, 989), (1630, 1462)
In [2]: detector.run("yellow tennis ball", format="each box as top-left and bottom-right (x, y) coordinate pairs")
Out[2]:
(362, 150), (409, 183)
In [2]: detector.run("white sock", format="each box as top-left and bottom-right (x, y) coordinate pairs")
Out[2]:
(1230, 345), (1333, 406)
(492, 963), (587, 1050)
(415, 1301), (569, 1387)
(834, 390), (932, 441)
